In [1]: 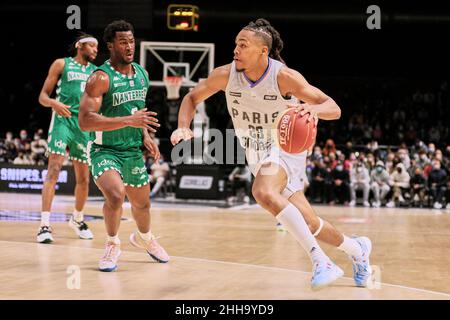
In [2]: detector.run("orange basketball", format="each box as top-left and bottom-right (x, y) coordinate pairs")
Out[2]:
(275, 107), (317, 154)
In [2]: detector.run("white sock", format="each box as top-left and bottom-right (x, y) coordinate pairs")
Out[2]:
(41, 212), (50, 227)
(107, 235), (121, 245)
(276, 203), (328, 263)
(338, 235), (362, 257)
(138, 230), (153, 241)
(73, 210), (84, 222)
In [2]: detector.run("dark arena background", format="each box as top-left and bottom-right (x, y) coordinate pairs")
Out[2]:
(0, 0), (449, 308)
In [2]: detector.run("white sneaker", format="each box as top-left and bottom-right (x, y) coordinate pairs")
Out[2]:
(386, 201), (395, 208)
(68, 216), (94, 239)
(433, 202), (443, 210)
(446, 203), (450, 210)
(372, 201), (381, 208)
(243, 196), (250, 204)
(363, 201), (370, 207)
(349, 200), (356, 207)
(99, 242), (121, 272)
(37, 225), (54, 243)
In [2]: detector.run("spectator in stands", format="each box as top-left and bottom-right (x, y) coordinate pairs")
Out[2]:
(322, 139), (336, 157)
(329, 160), (350, 205)
(365, 152), (376, 172)
(417, 149), (430, 168)
(386, 163), (410, 208)
(149, 155), (170, 199)
(370, 160), (391, 207)
(385, 151), (396, 174)
(410, 167), (427, 208)
(349, 161), (371, 207)
(398, 147), (411, 170)
(13, 151), (33, 165)
(310, 159), (328, 203)
(428, 159), (447, 209)
(2, 131), (17, 163)
(31, 129), (47, 165)
(311, 145), (323, 162)
(228, 164), (252, 204)
(17, 129), (31, 154)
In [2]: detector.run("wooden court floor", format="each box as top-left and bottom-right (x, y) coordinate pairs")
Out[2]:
(0, 193), (449, 300)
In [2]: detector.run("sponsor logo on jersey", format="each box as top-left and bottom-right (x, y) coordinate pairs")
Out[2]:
(113, 82), (127, 88)
(141, 79), (145, 86)
(112, 88), (148, 107)
(67, 71), (90, 82)
(113, 76), (120, 81)
(129, 80), (134, 87)
(229, 91), (242, 97)
(264, 95), (277, 100)
(131, 166), (146, 175)
(54, 140), (67, 149)
(97, 159), (116, 168)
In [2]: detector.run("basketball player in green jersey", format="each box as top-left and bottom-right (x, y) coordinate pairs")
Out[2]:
(37, 33), (98, 243)
(79, 20), (169, 272)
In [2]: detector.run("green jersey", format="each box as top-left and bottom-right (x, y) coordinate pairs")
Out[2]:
(92, 60), (149, 151)
(56, 57), (96, 115)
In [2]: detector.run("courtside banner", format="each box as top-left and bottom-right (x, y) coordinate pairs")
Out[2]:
(0, 163), (101, 196)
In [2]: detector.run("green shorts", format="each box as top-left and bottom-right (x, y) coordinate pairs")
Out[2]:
(88, 144), (150, 188)
(47, 113), (89, 163)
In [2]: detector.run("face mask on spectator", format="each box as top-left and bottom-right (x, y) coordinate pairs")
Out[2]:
(20, 134), (27, 140)
(433, 163), (440, 170)
(356, 166), (362, 173)
(376, 166), (383, 173)
(336, 165), (343, 171)
(429, 146), (435, 153)
(34, 135), (40, 140)
(420, 154), (427, 161)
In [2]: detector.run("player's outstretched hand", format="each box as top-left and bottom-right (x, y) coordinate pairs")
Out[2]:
(127, 109), (160, 132)
(170, 127), (194, 145)
(52, 101), (72, 117)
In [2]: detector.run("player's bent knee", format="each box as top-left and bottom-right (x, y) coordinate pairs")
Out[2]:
(104, 188), (125, 208)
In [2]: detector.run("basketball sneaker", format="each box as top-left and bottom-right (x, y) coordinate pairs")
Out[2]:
(36, 225), (54, 243)
(129, 231), (170, 263)
(99, 242), (121, 272)
(68, 216), (94, 240)
(350, 236), (373, 287)
(311, 259), (344, 290)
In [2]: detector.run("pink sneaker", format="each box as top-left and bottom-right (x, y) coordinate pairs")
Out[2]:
(129, 232), (170, 263)
(99, 242), (121, 272)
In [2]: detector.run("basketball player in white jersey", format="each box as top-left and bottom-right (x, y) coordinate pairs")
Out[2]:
(171, 19), (372, 290)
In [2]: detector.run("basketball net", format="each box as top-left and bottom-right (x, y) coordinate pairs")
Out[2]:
(164, 76), (183, 100)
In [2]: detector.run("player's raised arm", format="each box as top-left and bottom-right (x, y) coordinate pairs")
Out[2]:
(278, 67), (341, 124)
(79, 71), (160, 132)
(38, 58), (72, 118)
(170, 64), (230, 145)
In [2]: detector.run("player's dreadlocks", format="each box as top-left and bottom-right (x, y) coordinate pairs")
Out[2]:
(244, 18), (285, 64)
(103, 20), (134, 43)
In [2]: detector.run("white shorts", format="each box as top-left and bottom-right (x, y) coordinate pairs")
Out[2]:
(246, 146), (308, 199)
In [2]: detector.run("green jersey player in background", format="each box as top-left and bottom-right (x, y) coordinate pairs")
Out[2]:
(37, 33), (98, 243)
(79, 20), (169, 272)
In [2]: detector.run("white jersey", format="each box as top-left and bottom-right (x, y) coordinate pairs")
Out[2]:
(225, 59), (301, 163)
(225, 58), (297, 151)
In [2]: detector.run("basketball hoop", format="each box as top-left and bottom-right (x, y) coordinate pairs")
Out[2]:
(164, 76), (183, 100)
